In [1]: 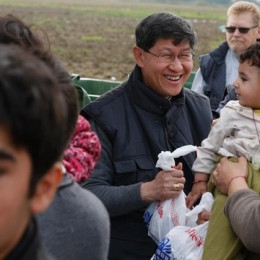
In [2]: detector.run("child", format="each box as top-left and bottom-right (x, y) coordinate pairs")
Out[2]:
(187, 42), (260, 259)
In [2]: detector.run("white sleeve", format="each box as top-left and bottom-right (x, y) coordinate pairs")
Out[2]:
(191, 68), (205, 94)
(192, 107), (232, 173)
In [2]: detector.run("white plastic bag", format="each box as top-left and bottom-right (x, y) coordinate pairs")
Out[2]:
(146, 192), (187, 245)
(151, 192), (214, 260)
(151, 221), (208, 260)
(155, 146), (197, 170)
(185, 192), (214, 227)
(144, 146), (198, 245)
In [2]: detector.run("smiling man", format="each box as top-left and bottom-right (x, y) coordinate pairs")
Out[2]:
(81, 12), (212, 259)
(191, 1), (260, 118)
(0, 45), (68, 259)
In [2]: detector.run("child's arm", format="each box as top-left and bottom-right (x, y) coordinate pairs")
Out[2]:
(186, 172), (209, 209)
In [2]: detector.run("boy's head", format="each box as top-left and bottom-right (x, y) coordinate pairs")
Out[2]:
(0, 44), (68, 191)
(0, 14), (79, 145)
(0, 44), (68, 258)
(0, 14), (43, 49)
(240, 42), (260, 67)
(234, 42), (260, 109)
(226, 1), (260, 54)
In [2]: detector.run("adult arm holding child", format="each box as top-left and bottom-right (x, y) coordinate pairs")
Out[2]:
(213, 157), (260, 254)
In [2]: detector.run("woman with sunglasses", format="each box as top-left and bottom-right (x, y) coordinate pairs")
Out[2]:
(191, 0), (260, 119)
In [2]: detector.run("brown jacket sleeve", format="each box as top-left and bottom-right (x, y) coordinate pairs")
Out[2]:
(224, 189), (260, 253)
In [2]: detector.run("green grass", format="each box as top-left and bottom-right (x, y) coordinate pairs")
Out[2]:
(81, 35), (104, 42)
(0, 0), (226, 21)
(209, 35), (226, 50)
(0, 0), (228, 80)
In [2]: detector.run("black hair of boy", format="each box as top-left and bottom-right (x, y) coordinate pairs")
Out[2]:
(0, 14), (79, 145)
(0, 44), (68, 195)
(240, 42), (260, 67)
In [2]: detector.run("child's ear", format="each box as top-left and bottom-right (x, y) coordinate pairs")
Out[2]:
(30, 162), (63, 214)
(132, 46), (145, 68)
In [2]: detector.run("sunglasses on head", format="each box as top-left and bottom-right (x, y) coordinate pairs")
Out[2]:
(225, 25), (258, 34)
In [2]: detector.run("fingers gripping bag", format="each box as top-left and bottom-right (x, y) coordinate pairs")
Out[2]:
(151, 193), (214, 260)
(143, 146), (197, 245)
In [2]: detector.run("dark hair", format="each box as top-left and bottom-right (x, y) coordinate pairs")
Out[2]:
(0, 45), (68, 195)
(135, 12), (197, 51)
(240, 42), (260, 67)
(40, 53), (79, 144)
(0, 14), (44, 49)
(0, 14), (78, 145)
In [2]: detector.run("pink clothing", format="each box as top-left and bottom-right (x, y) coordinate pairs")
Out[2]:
(63, 115), (101, 183)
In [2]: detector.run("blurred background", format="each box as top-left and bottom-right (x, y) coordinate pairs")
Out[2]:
(1, 0), (258, 81)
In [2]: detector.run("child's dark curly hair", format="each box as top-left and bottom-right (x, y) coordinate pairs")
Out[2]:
(240, 42), (260, 68)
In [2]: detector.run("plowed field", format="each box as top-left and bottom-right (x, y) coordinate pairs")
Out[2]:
(0, 0), (226, 81)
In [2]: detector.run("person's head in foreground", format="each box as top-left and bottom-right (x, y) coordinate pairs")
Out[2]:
(0, 44), (68, 258)
(0, 14), (78, 146)
(234, 42), (260, 109)
(226, 1), (260, 55)
(133, 12), (196, 98)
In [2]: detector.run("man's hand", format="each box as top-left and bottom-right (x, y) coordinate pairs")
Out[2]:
(140, 163), (186, 202)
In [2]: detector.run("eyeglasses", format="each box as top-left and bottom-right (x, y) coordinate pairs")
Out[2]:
(225, 25), (258, 34)
(145, 50), (194, 63)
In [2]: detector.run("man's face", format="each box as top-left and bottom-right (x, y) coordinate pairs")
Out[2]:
(136, 38), (193, 98)
(226, 13), (260, 54)
(234, 61), (260, 109)
(0, 127), (32, 259)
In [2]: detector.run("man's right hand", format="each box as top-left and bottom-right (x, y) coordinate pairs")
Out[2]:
(140, 163), (186, 202)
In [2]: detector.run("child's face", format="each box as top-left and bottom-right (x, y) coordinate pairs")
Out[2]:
(234, 61), (260, 109)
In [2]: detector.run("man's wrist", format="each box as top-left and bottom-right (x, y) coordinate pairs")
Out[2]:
(140, 182), (153, 202)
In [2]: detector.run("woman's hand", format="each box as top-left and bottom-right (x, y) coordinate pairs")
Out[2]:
(213, 157), (248, 195)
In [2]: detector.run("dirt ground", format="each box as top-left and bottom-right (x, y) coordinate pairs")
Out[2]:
(0, 0), (226, 81)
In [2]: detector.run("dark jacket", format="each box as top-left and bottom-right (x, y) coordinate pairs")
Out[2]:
(81, 65), (212, 259)
(214, 83), (237, 118)
(5, 218), (54, 260)
(200, 41), (229, 111)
